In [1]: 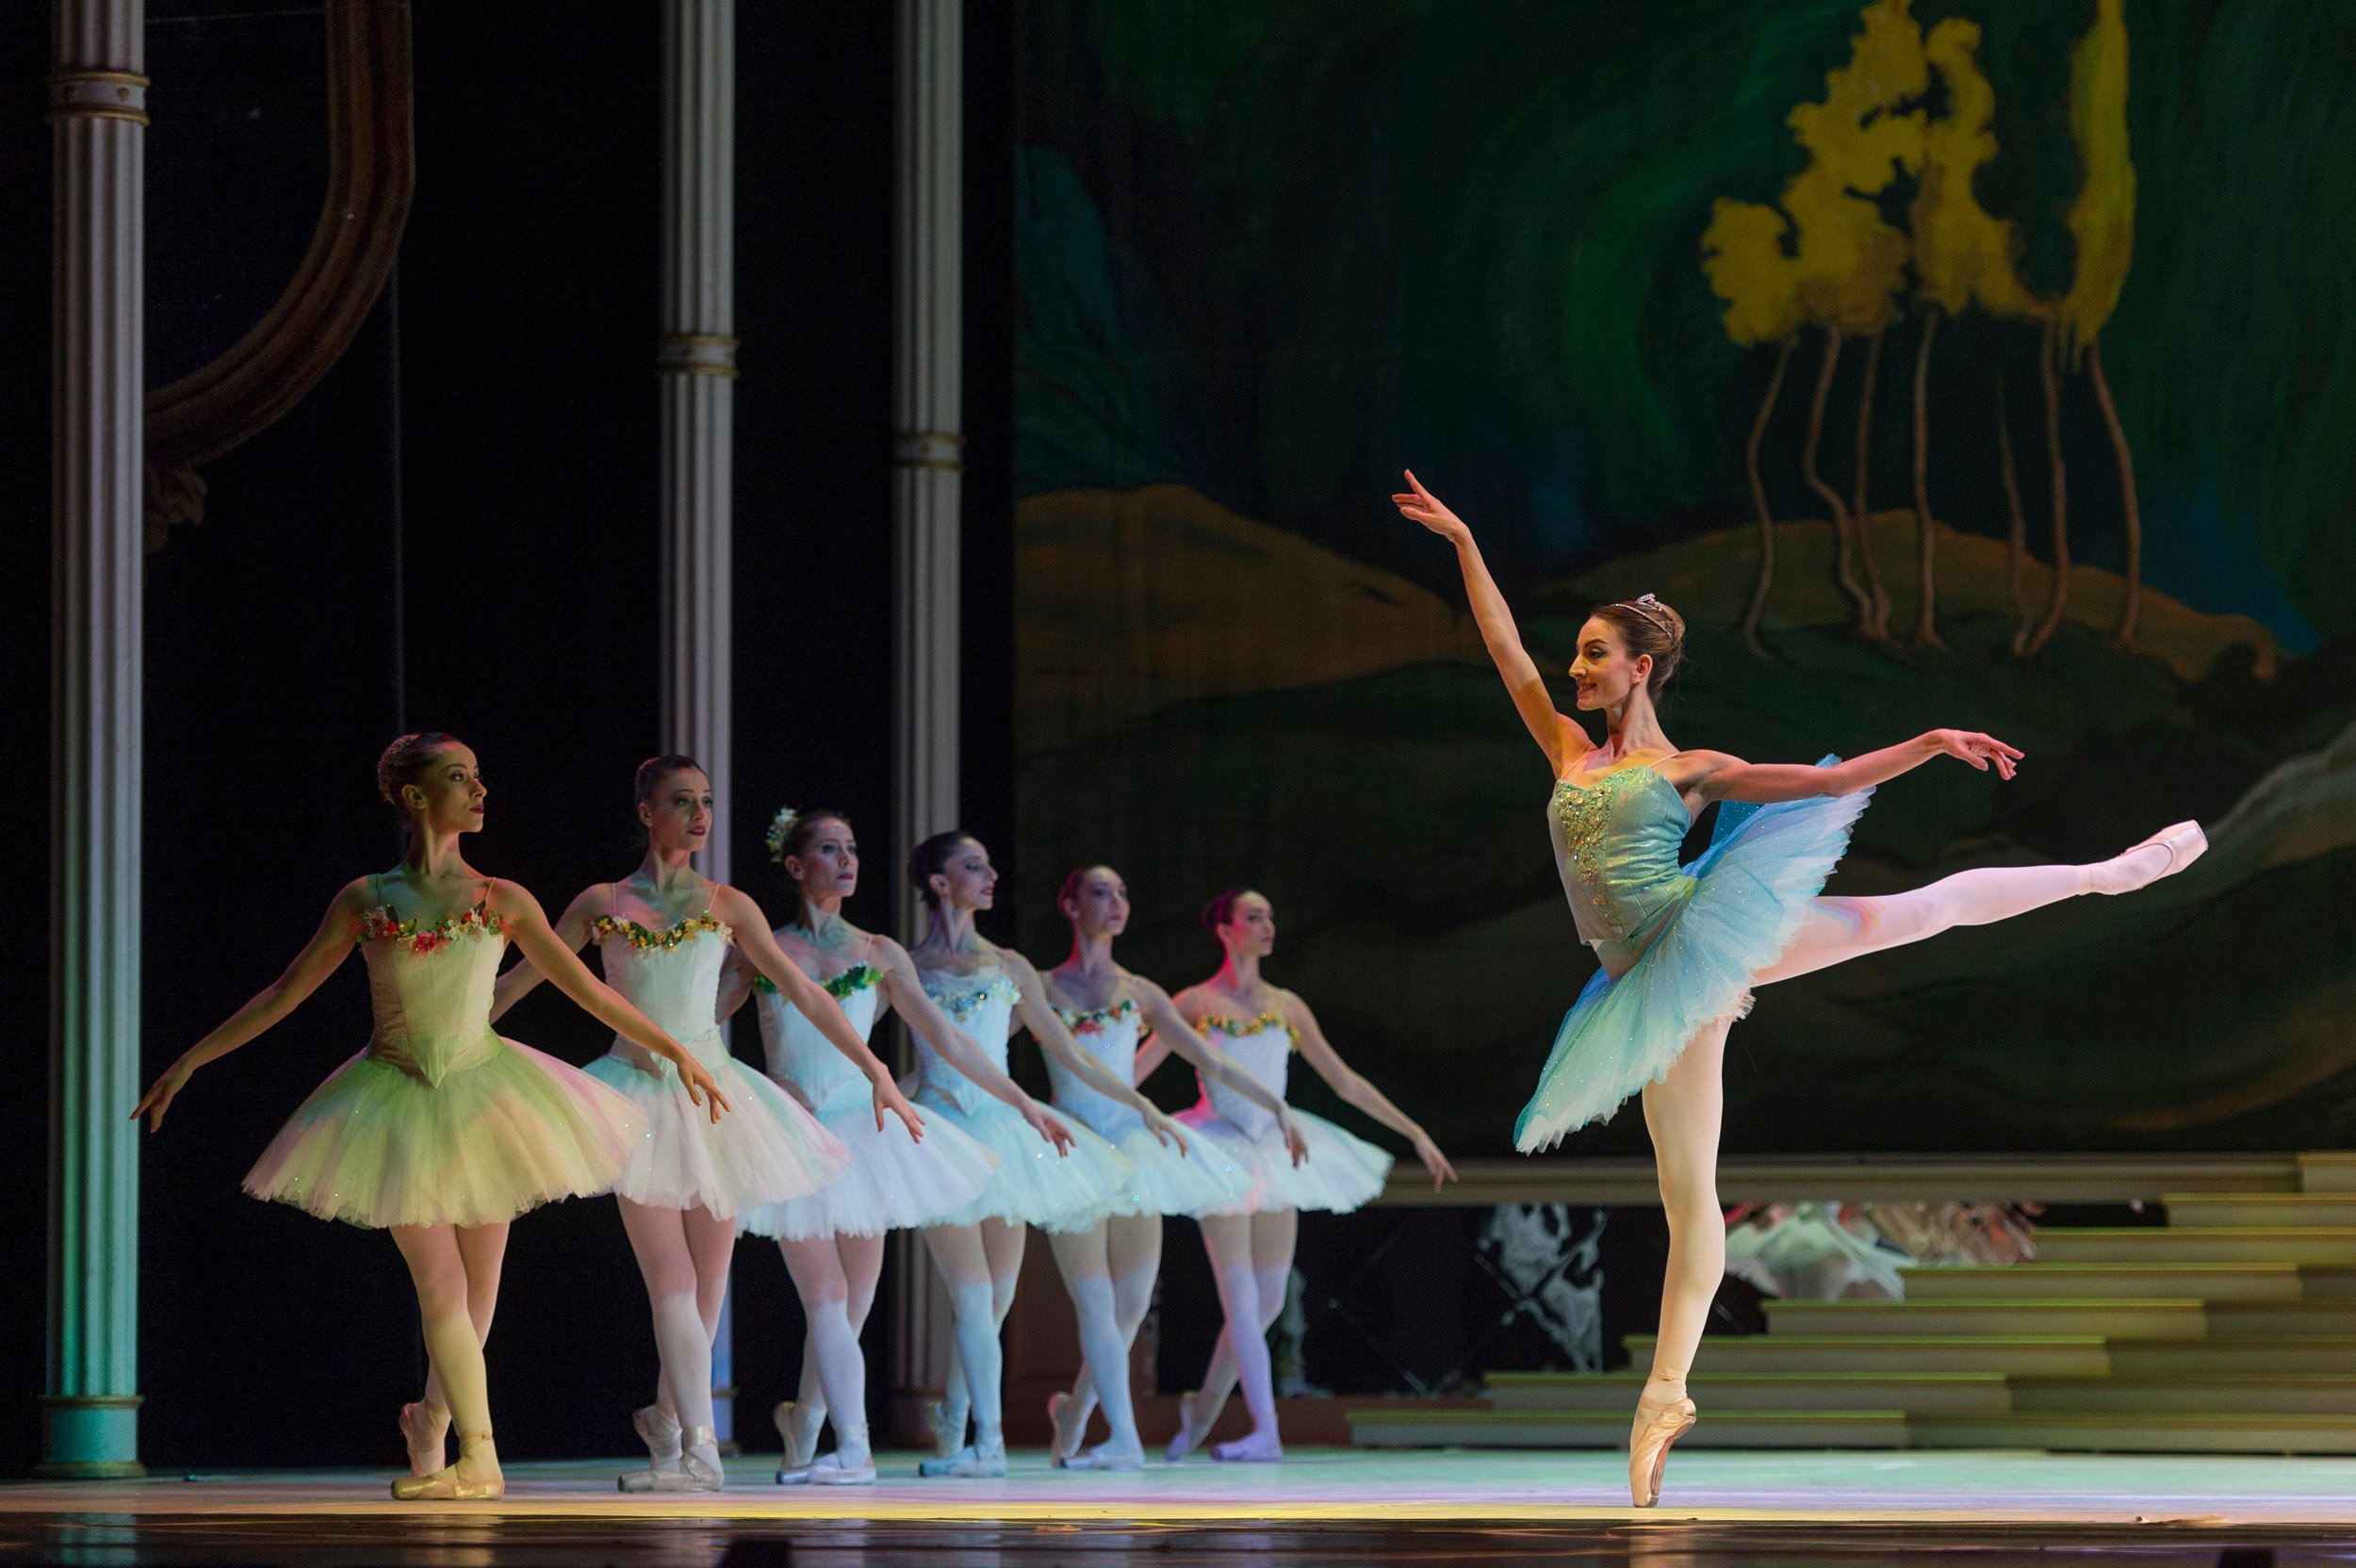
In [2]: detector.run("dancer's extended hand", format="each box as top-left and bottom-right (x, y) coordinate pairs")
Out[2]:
(1412, 1131), (1458, 1191)
(873, 1076), (926, 1141)
(131, 1057), (197, 1133)
(679, 1054), (733, 1122)
(1024, 1099), (1078, 1156)
(1279, 1110), (1310, 1168)
(1392, 469), (1469, 544)
(1926, 729), (2021, 781)
(1144, 1107), (1191, 1158)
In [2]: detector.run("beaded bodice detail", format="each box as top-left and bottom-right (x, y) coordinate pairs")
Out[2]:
(1045, 997), (1143, 1138)
(1547, 764), (1695, 971)
(1197, 1015), (1291, 1139)
(915, 967), (1021, 1116)
(597, 911), (733, 1077)
(758, 966), (883, 1119)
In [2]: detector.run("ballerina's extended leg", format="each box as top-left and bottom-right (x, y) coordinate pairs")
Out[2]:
(401, 1220), (504, 1478)
(776, 1235), (877, 1485)
(1053, 1213), (1162, 1467)
(389, 1223), (505, 1500)
(614, 1200), (727, 1492)
(917, 1221), (1015, 1478)
(1172, 1211), (1294, 1463)
(1048, 1221), (1149, 1469)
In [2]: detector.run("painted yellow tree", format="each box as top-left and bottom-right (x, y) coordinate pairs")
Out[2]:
(2050, 0), (2139, 651)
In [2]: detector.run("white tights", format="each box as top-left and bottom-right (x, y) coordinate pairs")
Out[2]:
(615, 1199), (735, 1433)
(389, 1219), (507, 1478)
(923, 1217), (1024, 1452)
(1046, 1213), (1163, 1458)
(776, 1232), (885, 1462)
(1638, 836), (2184, 1406)
(1175, 1207), (1298, 1457)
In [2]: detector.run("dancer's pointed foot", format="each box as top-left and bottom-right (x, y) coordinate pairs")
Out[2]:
(772, 1398), (820, 1471)
(1047, 1391), (1085, 1467)
(1209, 1429), (1284, 1463)
(620, 1426), (725, 1493)
(399, 1399), (450, 1478)
(1628, 1384), (1697, 1509)
(916, 1437), (1007, 1478)
(2086, 822), (2206, 895)
(922, 1398), (964, 1461)
(1064, 1436), (1146, 1471)
(1164, 1391), (1207, 1462)
(809, 1446), (876, 1486)
(393, 1433), (502, 1501)
(631, 1402), (683, 1477)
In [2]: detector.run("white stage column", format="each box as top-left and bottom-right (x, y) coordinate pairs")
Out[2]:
(889, 0), (964, 1418)
(659, 0), (739, 1446)
(43, 0), (147, 1480)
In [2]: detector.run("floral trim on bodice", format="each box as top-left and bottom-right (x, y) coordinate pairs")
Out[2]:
(928, 970), (1022, 1022)
(1196, 1011), (1299, 1046)
(753, 963), (881, 1000)
(593, 911), (732, 951)
(1055, 995), (1138, 1036)
(358, 904), (504, 955)
(1551, 766), (1657, 940)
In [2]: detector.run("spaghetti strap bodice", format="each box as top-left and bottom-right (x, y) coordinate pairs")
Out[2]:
(1194, 1015), (1294, 1140)
(758, 965), (885, 1119)
(1045, 998), (1143, 1138)
(594, 898), (734, 1073)
(356, 879), (507, 1086)
(915, 966), (1022, 1116)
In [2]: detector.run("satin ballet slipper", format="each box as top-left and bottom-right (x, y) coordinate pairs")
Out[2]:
(1208, 1429), (1284, 1464)
(633, 1403), (683, 1473)
(917, 1435), (1007, 1478)
(398, 1400), (449, 1479)
(2089, 822), (2207, 894)
(1062, 1437), (1146, 1472)
(1628, 1391), (1697, 1509)
(922, 1398), (963, 1461)
(808, 1447), (877, 1487)
(1163, 1391), (1208, 1463)
(392, 1432), (502, 1502)
(1046, 1392), (1083, 1468)
(772, 1399), (820, 1474)
(620, 1426), (725, 1494)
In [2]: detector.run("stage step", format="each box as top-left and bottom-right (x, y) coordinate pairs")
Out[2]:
(2165, 1192), (2356, 1228)
(1901, 1263), (2316, 1301)
(1486, 1369), (2010, 1415)
(2199, 1300), (2356, 1336)
(2104, 1336), (2356, 1375)
(2299, 1152), (2356, 1193)
(2009, 1374), (2356, 1415)
(1659, 1332), (2112, 1376)
(1346, 1406), (1911, 1450)
(1765, 1297), (2208, 1339)
(1909, 1411), (2356, 1454)
(2035, 1227), (2356, 1265)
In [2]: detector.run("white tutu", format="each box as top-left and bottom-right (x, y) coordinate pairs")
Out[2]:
(584, 1030), (849, 1219)
(1177, 1103), (1394, 1217)
(1043, 997), (1252, 1219)
(740, 1101), (1001, 1240)
(1103, 1121), (1253, 1217)
(921, 1095), (1135, 1233)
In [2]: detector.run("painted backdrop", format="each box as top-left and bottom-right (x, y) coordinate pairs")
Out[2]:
(1010, 0), (2356, 1156)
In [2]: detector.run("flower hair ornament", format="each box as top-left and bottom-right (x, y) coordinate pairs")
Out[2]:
(764, 805), (801, 864)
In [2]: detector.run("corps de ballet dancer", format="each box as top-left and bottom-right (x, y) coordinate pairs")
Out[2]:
(1162, 889), (1459, 1464)
(1038, 864), (1310, 1471)
(131, 734), (724, 1501)
(904, 830), (1195, 1478)
(1397, 469), (2207, 1506)
(487, 758), (924, 1493)
(713, 806), (1048, 1486)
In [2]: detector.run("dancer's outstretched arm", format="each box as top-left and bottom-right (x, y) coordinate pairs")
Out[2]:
(1284, 990), (1458, 1191)
(491, 880), (731, 1119)
(1129, 977), (1307, 1166)
(998, 947), (1192, 1155)
(1395, 469), (1590, 776)
(717, 886), (924, 1139)
(132, 879), (369, 1130)
(1674, 730), (2021, 805)
(875, 939), (1077, 1154)
(487, 883), (604, 1021)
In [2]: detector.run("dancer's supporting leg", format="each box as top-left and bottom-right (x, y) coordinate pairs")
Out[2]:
(774, 1233), (885, 1474)
(1048, 1212), (1162, 1464)
(776, 1235), (879, 1481)
(390, 1223), (504, 1490)
(1169, 1208), (1296, 1462)
(1630, 1017), (1725, 1502)
(918, 1220), (1020, 1477)
(616, 1199), (730, 1488)
(1046, 1215), (1154, 1467)
(401, 1220), (506, 1477)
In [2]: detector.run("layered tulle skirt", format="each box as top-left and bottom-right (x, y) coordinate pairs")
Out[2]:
(1093, 1119), (1253, 1218)
(243, 1037), (643, 1229)
(584, 1034), (851, 1219)
(739, 1097), (1002, 1240)
(918, 1089), (1135, 1233)
(1513, 783), (1872, 1152)
(1175, 1105), (1395, 1217)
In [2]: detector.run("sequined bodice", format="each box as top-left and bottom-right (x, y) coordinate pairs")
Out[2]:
(361, 925), (505, 1087)
(759, 969), (882, 1119)
(916, 967), (1021, 1116)
(1548, 765), (1695, 974)
(1198, 1018), (1292, 1138)
(597, 920), (733, 1076)
(1046, 1000), (1142, 1138)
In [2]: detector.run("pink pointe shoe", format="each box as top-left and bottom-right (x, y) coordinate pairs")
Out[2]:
(2089, 822), (2207, 894)
(1628, 1391), (1697, 1509)
(392, 1432), (503, 1502)
(398, 1400), (449, 1479)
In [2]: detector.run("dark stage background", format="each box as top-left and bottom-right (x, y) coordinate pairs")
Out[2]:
(1, 2), (1018, 1478)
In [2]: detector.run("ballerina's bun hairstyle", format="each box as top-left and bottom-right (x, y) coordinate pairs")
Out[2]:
(633, 753), (705, 805)
(377, 732), (466, 815)
(1058, 864), (1116, 914)
(1203, 888), (1257, 934)
(908, 829), (976, 909)
(768, 806), (852, 925)
(1590, 593), (1686, 696)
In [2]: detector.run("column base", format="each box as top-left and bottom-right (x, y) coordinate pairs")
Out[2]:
(38, 1396), (144, 1478)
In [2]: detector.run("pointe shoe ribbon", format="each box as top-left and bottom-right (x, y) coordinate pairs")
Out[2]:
(1628, 1395), (1696, 1509)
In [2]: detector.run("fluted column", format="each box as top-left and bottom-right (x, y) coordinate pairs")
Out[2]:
(659, 0), (738, 1446)
(889, 0), (962, 1420)
(44, 0), (147, 1480)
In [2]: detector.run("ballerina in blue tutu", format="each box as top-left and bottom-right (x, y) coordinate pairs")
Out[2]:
(1397, 471), (2206, 1508)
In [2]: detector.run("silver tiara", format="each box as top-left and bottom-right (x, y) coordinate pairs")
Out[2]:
(1613, 592), (1681, 642)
